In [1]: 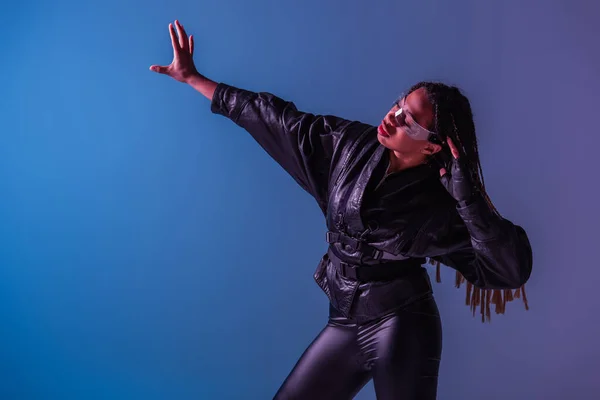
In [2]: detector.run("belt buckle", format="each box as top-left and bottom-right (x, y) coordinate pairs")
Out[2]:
(372, 249), (382, 260)
(340, 262), (360, 281)
(326, 231), (334, 243)
(340, 262), (359, 280)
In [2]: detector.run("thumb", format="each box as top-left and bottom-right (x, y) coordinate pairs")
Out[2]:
(439, 172), (452, 190)
(149, 65), (169, 74)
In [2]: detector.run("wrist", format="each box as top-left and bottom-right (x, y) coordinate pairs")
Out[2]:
(456, 190), (481, 209)
(185, 71), (206, 86)
(186, 72), (218, 101)
(457, 199), (471, 208)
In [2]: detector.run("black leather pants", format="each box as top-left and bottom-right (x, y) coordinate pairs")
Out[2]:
(273, 294), (443, 400)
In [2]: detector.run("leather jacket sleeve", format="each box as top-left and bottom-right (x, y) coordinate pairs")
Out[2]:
(210, 82), (361, 211)
(406, 193), (533, 289)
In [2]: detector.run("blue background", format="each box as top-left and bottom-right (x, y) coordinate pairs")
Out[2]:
(1, 0), (599, 399)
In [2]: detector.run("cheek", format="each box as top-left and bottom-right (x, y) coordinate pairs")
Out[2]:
(390, 129), (418, 149)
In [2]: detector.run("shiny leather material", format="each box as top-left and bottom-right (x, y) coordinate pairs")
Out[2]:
(273, 294), (443, 400)
(210, 83), (533, 320)
(439, 155), (479, 203)
(321, 248), (434, 319)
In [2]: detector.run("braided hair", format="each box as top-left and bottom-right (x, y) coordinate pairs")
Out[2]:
(406, 81), (528, 321)
(405, 81), (499, 216)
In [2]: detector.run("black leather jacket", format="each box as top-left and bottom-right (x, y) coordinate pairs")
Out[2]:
(210, 83), (533, 320)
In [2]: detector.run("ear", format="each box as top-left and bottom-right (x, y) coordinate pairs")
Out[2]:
(421, 143), (442, 156)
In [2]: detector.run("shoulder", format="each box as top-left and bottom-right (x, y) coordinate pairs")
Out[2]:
(334, 122), (377, 151)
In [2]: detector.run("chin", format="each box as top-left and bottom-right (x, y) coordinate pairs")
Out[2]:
(377, 137), (398, 152)
(377, 134), (390, 147)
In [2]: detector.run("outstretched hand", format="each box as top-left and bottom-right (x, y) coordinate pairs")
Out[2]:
(150, 20), (199, 83)
(438, 137), (477, 203)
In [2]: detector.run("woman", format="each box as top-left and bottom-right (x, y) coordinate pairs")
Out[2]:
(150, 21), (533, 400)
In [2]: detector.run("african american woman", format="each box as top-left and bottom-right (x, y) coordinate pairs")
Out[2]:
(150, 20), (533, 400)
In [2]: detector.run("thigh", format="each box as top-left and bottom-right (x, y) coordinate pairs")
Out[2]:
(371, 295), (443, 400)
(273, 322), (372, 400)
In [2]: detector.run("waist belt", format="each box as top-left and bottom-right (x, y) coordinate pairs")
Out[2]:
(326, 231), (410, 261)
(327, 245), (425, 282)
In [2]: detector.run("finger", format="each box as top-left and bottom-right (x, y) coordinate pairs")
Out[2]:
(440, 173), (452, 189)
(169, 23), (180, 55)
(439, 167), (447, 177)
(175, 20), (189, 52)
(149, 65), (169, 74)
(446, 137), (460, 159)
(189, 35), (194, 55)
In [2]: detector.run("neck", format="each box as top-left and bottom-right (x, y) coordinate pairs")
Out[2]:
(387, 149), (427, 174)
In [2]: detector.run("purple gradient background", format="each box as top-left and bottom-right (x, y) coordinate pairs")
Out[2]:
(1, 0), (598, 399)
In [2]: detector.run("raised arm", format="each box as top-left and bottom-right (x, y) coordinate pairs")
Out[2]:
(405, 138), (533, 289)
(150, 20), (366, 212)
(208, 83), (364, 207)
(411, 193), (533, 289)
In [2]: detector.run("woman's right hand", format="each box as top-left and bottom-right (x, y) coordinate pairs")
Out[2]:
(150, 20), (199, 84)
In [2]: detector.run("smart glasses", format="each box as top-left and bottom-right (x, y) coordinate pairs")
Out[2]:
(392, 95), (444, 144)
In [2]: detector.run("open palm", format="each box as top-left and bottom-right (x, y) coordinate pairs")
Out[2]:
(150, 20), (198, 83)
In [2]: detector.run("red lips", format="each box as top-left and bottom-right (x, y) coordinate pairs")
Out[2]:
(378, 124), (390, 137)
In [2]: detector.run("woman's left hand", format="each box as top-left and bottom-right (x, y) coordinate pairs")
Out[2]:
(439, 137), (477, 203)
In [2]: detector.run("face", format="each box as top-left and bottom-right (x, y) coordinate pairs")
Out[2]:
(377, 87), (442, 157)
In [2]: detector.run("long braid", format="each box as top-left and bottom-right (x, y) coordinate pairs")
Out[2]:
(407, 81), (526, 321)
(406, 82), (501, 215)
(449, 88), (500, 216)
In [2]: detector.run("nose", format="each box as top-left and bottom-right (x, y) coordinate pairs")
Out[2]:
(386, 112), (399, 128)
